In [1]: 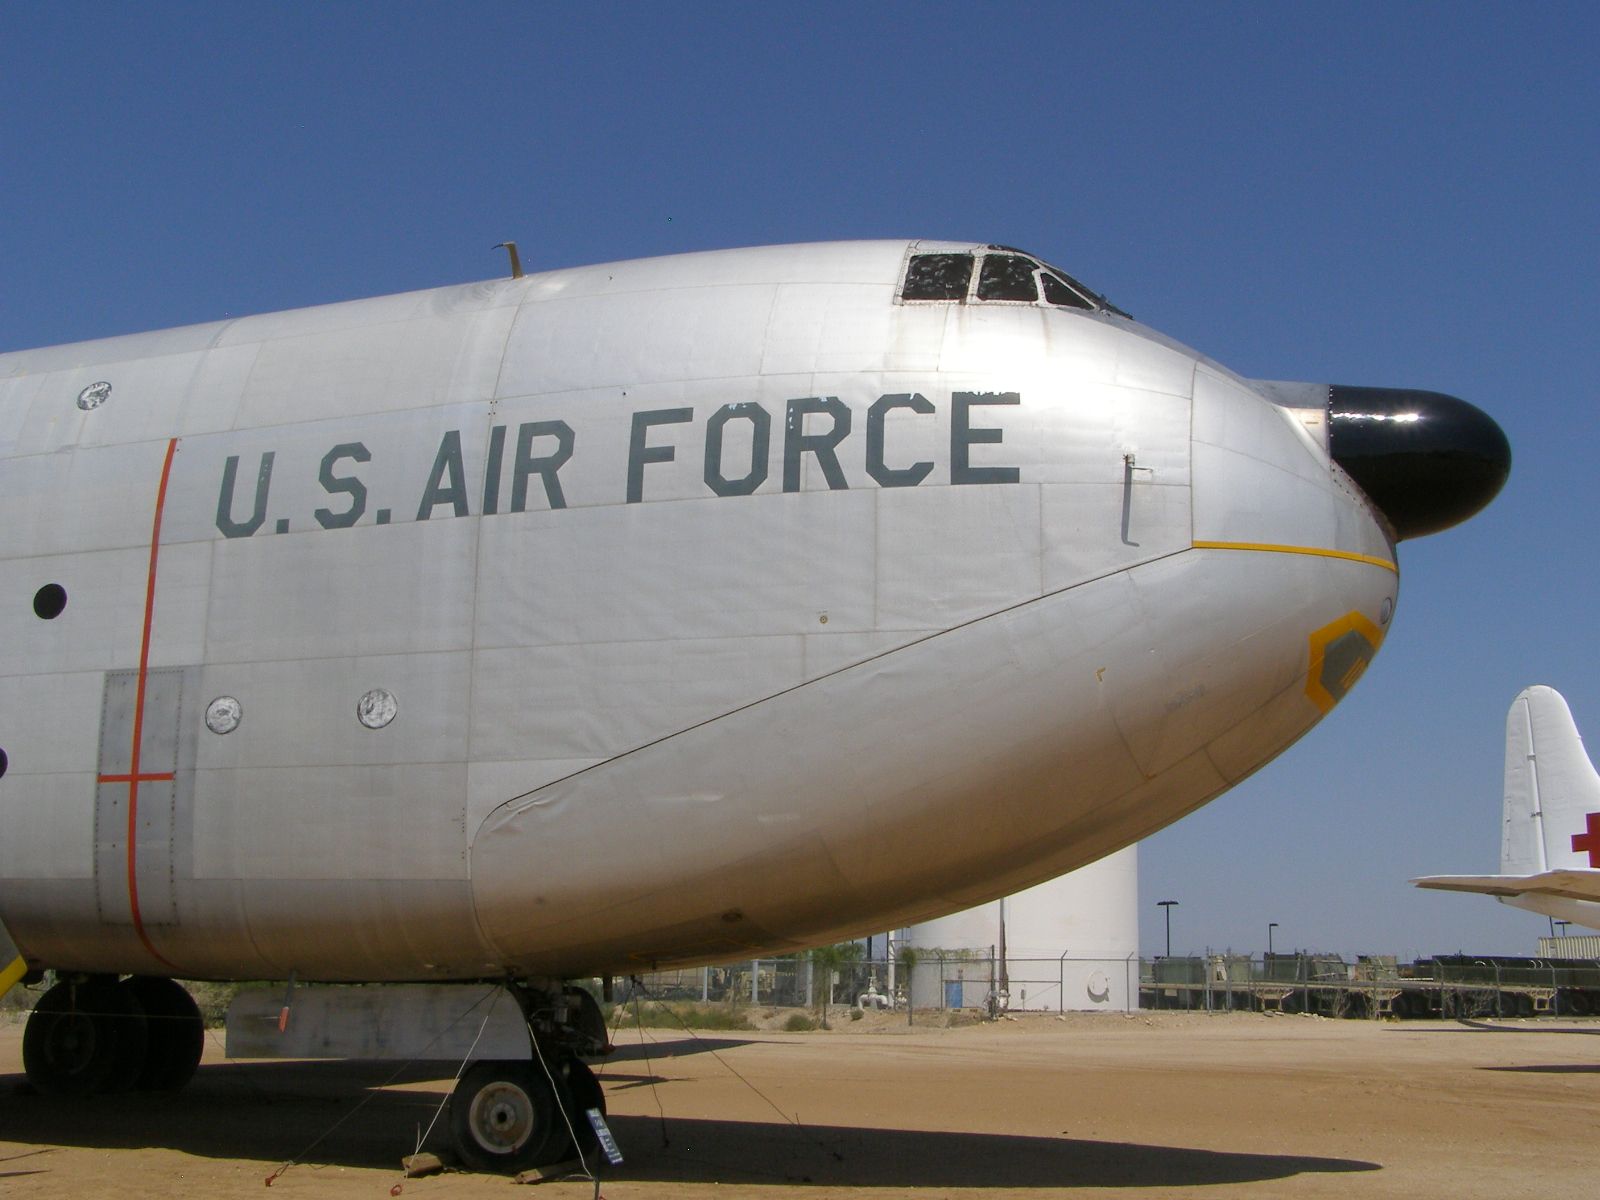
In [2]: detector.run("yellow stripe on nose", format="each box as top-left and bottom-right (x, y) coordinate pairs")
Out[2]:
(1193, 540), (1398, 574)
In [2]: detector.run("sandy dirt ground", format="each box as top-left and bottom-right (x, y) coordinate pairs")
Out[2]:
(1, 1008), (1595, 1198)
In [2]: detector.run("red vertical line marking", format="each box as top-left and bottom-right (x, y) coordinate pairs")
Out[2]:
(127, 437), (181, 971)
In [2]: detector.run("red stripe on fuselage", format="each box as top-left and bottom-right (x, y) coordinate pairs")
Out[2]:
(125, 438), (181, 972)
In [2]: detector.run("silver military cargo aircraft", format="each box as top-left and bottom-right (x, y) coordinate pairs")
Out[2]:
(0, 240), (1508, 1169)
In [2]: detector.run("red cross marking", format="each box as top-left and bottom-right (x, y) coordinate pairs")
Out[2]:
(1572, 812), (1600, 868)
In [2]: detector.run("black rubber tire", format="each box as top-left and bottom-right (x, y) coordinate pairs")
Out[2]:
(450, 1060), (563, 1174)
(23, 978), (146, 1097)
(126, 977), (205, 1091)
(23, 981), (114, 1097)
(561, 1058), (606, 1160)
(92, 979), (149, 1093)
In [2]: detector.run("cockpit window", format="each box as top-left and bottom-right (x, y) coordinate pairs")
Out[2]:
(977, 255), (1039, 302)
(899, 246), (1132, 318)
(1040, 271), (1093, 311)
(1047, 263), (1132, 319)
(902, 253), (974, 300)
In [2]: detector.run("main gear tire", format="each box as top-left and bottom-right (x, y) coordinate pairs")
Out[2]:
(23, 978), (146, 1097)
(450, 1060), (564, 1173)
(126, 977), (205, 1091)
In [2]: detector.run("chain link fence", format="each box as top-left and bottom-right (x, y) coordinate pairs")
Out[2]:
(624, 953), (1141, 1013)
(1139, 953), (1600, 1018)
(624, 950), (1600, 1019)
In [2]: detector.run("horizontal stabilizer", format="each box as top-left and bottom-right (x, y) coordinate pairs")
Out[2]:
(1413, 870), (1600, 904)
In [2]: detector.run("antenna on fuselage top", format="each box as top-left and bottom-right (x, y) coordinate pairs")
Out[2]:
(494, 241), (524, 279)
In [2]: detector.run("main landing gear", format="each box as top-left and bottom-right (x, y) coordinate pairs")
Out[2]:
(449, 1055), (606, 1172)
(22, 975), (204, 1097)
(21, 973), (606, 1176)
(447, 984), (610, 1174)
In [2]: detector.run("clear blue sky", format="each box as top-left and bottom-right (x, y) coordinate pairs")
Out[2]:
(4, 3), (1596, 960)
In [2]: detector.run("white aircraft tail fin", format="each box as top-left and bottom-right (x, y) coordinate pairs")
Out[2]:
(1501, 686), (1600, 875)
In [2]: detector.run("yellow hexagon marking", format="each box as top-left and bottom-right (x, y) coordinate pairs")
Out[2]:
(1305, 611), (1384, 714)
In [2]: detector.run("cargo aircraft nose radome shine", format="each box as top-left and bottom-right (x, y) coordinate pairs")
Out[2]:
(0, 241), (1508, 1168)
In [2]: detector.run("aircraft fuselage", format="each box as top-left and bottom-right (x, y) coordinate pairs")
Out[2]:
(0, 240), (1504, 984)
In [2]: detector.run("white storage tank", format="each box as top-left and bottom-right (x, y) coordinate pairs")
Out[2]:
(901, 845), (1138, 1012)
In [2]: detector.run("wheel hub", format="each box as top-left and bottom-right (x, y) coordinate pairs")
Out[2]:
(43, 1013), (97, 1074)
(468, 1081), (536, 1153)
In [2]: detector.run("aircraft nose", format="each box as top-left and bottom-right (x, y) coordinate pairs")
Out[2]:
(1327, 385), (1510, 541)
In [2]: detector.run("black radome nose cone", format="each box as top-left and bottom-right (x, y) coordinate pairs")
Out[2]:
(1328, 386), (1511, 541)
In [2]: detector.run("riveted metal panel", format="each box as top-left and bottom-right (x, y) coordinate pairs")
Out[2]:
(499, 285), (776, 398)
(473, 489), (879, 651)
(202, 518), (478, 665)
(192, 763), (467, 882)
(469, 636), (806, 765)
(96, 671), (138, 779)
(235, 305), (514, 428)
(10, 551), (150, 676)
(875, 483), (1042, 629)
(0, 774), (96, 881)
(194, 652), (470, 773)
(761, 284), (897, 376)
(14, 353), (202, 457)
(1, 444), (173, 561)
(93, 667), (196, 927)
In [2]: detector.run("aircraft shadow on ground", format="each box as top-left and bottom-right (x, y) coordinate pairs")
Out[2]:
(603, 1034), (756, 1062)
(1407, 1020), (1600, 1036)
(1, 1059), (1378, 1189)
(1481, 1064), (1600, 1074)
(600, 1115), (1379, 1189)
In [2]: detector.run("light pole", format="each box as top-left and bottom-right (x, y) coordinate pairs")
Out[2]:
(1555, 920), (1571, 939)
(1158, 900), (1178, 958)
(1268, 922), (1278, 957)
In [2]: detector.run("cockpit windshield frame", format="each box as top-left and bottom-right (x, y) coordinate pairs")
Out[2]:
(897, 244), (1130, 318)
